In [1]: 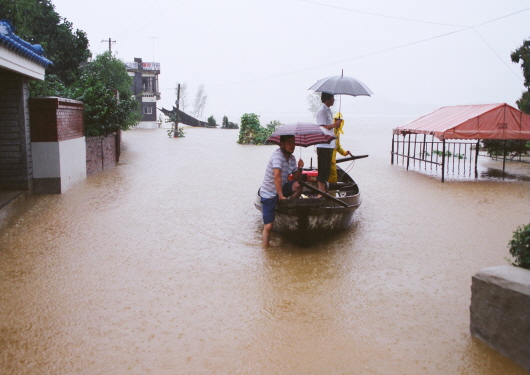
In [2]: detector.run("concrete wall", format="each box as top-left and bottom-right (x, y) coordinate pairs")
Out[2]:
(32, 137), (87, 193)
(470, 265), (530, 371)
(0, 69), (32, 191)
(29, 97), (86, 194)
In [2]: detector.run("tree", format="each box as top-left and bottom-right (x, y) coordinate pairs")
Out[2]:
(175, 82), (188, 112)
(221, 115), (238, 129)
(1, 0), (91, 88)
(307, 92), (321, 118)
(481, 39), (530, 155)
(73, 52), (140, 136)
(207, 115), (217, 127)
(237, 114), (279, 144)
(192, 84), (207, 119)
(511, 38), (530, 114)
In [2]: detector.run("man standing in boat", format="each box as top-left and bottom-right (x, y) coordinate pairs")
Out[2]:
(259, 135), (304, 247)
(316, 93), (342, 194)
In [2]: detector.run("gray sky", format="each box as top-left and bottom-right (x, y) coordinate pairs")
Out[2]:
(51, 0), (530, 124)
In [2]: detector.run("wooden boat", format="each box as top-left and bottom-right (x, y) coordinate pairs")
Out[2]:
(255, 156), (366, 246)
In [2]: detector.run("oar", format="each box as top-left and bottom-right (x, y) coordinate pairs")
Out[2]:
(336, 154), (369, 164)
(298, 180), (350, 208)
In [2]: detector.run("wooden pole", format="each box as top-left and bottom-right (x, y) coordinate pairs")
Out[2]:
(173, 84), (180, 138)
(298, 181), (350, 208)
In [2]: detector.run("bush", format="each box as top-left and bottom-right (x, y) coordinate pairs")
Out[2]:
(508, 224), (530, 269)
(221, 115), (238, 129)
(482, 139), (529, 157)
(237, 114), (282, 145)
(207, 115), (217, 127)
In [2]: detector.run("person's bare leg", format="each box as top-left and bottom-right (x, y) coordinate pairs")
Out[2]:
(317, 181), (328, 198)
(262, 222), (273, 248)
(290, 182), (303, 199)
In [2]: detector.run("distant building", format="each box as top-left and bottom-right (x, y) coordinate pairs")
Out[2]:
(125, 58), (161, 129)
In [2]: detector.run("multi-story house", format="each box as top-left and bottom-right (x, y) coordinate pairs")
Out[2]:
(125, 57), (161, 129)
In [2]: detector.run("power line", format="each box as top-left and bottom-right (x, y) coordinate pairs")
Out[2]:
(116, 0), (162, 38)
(211, 7), (530, 88)
(118, 0), (183, 41)
(295, 0), (470, 27)
(472, 28), (523, 82)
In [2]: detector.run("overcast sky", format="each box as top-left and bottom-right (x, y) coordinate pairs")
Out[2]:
(50, 0), (530, 124)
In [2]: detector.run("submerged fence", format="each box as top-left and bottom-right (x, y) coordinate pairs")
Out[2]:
(391, 133), (479, 182)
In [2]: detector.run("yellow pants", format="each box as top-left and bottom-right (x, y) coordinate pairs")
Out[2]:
(329, 149), (339, 183)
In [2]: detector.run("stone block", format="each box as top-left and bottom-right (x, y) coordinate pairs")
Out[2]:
(470, 265), (530, 370)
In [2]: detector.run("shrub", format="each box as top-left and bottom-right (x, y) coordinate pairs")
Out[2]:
(482, 139), (529, 157)
(237, 113), (265, 144)
(207, 115), (217, 127)
(508, 223), (530, 269)
(221, 115), (238, 129)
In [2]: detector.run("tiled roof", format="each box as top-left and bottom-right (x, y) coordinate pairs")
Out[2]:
(0, 19), (53, 68)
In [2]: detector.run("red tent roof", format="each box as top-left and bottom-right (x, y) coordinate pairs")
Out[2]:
(394, 103), (530, 140)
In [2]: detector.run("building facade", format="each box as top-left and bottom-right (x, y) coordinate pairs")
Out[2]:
(125, 58), (161, 129)
(0, 19), (52, 191)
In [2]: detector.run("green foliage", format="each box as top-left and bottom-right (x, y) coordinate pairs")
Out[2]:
(511, 39), (530, 114)
(221, 115), (239, 129)
(237, 114), (280, 145)
(430, 150), (466, 159)
(1, 0), (91, 86)
(73, 52), (140, 136)
(164, 112), (185, 138)
(481, 140), (529, 157)
(207, 115), (217, 126)
(266, 120), (282, 132)
(1, 1), (137, 136)
(28, 74), (74, 98)
(508, 224), (530, 269)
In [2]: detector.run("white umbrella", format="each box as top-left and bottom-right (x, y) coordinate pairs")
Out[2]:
(309, 70), (373, 116)
(308, 70), (373, 97)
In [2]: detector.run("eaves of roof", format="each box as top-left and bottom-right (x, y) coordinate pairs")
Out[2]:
(0, 19), (53, 68)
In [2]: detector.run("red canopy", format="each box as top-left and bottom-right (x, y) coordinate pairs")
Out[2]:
(394, 103), (530, 141)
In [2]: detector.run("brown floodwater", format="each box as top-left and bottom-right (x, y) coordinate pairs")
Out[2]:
(1, 117), (529, 374)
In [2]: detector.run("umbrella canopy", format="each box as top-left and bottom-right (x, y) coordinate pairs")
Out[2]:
(266, 122), (336, 147)
(308, 73), (373, 97)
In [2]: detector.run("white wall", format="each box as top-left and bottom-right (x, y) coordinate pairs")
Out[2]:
(32, 137), (87, 193)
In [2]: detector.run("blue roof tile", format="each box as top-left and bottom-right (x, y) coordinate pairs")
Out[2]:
(0, 19), (53, 68)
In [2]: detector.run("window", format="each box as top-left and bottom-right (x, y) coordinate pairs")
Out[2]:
(143, 106), (152, 114)
(142, 77), (155, 92)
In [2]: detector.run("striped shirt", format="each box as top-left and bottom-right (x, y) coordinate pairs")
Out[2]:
(260, 148), (298, 199)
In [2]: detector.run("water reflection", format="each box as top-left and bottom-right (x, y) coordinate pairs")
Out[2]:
(0, 120), (529, 374)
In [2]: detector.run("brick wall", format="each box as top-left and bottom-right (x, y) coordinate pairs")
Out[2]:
(29, 97), (84, 142)
(0, 70), (32, 190)
(86, 132), (120, 176)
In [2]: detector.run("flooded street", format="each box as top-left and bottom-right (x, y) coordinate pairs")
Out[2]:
(1, 117), (529, 374)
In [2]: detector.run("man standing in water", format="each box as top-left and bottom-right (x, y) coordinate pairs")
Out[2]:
(316, 93), (342, 194)
(259, 135), (304, 247)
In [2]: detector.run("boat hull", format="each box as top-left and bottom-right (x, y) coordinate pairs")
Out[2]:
(255, 167), (361, 246)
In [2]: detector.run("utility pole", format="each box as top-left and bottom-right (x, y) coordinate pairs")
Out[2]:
(101, 38), (116, 53)
(174, 84), (180, 138)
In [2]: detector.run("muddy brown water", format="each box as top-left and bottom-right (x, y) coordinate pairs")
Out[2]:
(1, 117), (529, 374)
